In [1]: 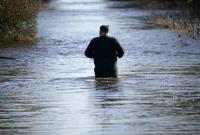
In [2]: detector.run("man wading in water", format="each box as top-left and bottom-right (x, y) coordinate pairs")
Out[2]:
(85, 25), (124, 78)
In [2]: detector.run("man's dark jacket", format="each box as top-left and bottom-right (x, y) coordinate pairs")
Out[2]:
(85, 35), (124, 77)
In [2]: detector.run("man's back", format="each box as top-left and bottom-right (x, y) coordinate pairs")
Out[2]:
(85, 35), (124, 77)
(85, 25), (124, 78)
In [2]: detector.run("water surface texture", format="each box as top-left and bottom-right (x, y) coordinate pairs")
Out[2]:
(0, 0), (200, 135)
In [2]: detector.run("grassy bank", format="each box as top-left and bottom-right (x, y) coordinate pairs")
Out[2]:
(144, 0), (200, 38)
(152, 14), (200, 38)
(0, 0), (40, 43)
(0, 0), (53, 43)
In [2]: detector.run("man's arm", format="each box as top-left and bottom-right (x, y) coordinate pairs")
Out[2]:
(85, 39), (95, 58)
(113, 38), (124, 58)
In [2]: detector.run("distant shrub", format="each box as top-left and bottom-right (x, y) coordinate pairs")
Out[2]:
(0, 0), (40, 42)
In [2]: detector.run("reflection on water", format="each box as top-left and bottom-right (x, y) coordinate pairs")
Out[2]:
(95, 78), (119, 90)
(0, 0), (200, 134)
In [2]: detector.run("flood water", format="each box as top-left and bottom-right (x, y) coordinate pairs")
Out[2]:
(0, 0), (200, 134)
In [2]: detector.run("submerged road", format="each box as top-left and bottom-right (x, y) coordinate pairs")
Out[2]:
(0, 0), (200, 134)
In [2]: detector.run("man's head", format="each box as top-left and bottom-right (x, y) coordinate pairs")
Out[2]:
(100, 25), (109, 36)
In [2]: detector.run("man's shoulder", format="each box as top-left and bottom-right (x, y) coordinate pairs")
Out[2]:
(107, 36), (117, 41)
(91, 37), (100, 41)
(91, 36), (117, 42)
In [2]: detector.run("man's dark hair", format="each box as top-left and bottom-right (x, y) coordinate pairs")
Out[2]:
(100, 25), (109, 33)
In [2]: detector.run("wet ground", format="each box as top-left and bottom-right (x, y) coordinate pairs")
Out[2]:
(0, 0), (200, 135)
